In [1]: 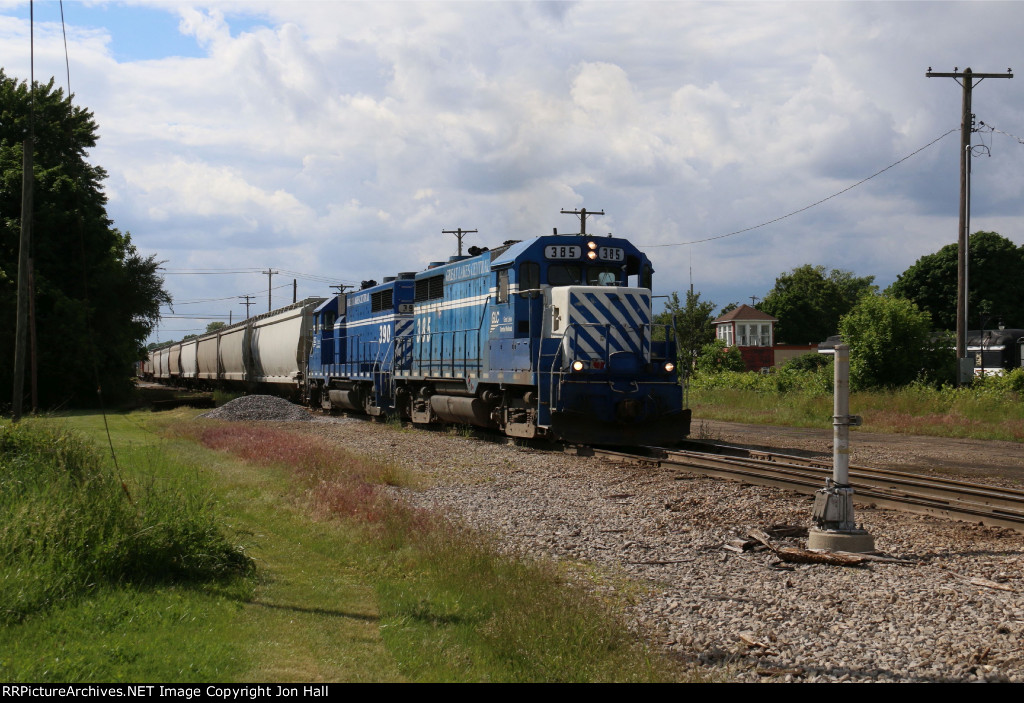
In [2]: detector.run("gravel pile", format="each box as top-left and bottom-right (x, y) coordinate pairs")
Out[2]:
(299, 417), (1024, 683)
(199, 394), (315, 422)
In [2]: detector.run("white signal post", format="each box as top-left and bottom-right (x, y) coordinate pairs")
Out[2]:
(808, 343), (875, 552)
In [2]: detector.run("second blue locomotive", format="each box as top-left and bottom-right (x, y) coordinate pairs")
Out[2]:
(306, 232), (690, 444)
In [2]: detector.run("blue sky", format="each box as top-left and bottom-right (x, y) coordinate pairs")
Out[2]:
(2, 1), (1023, 342)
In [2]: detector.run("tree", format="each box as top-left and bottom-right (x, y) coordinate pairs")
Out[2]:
(653, 291), (716, 374)
(838, 295), (933, 389)
(694, 339), (745, 375)
(1, 71), (170, 408)
(760, 265), (877, 344)
(206, 321), (226, 334)
(887, 231), (1024, 330)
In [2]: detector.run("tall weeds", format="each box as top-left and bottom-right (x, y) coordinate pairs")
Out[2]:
(689, 367), (1024, 441)
(0, 422), (253, 623)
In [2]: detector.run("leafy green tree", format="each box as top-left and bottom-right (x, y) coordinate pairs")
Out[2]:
(653, 291), (716, 373)
(1, 71), (170, 407)
(838, 295), (933, 389)
(887, 231), (1024, 330)
(760, 265), (876, 344)
(205, 321), (226, 333)
(694, 339), (745, 375)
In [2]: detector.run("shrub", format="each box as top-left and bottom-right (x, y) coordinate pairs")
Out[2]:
(693, 340), (745, 375)
(781, 351), (831, 373)
(839, 295), (933, 389)
(0, 422), (253, 622)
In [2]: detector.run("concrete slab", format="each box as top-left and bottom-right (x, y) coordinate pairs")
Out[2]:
(807, 527), (875, 553)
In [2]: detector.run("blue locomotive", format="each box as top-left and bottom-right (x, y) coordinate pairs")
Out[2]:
(306, 232), (690, 444)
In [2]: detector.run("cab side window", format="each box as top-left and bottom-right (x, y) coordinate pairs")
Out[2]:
(519, 262), (540, 298)
(497, 269), (509, 304)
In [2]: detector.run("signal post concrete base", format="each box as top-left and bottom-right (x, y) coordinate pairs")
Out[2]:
(807, 527), (875, 554)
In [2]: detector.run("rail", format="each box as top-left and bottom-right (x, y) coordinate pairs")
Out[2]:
(573, 442), (1024, 533)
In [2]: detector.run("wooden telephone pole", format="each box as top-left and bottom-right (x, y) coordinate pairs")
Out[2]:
(443, 227), (477, 257)
(926, 67), (1012, 378)
(12, 138), (33, 420)
(560, 208), (604, 236)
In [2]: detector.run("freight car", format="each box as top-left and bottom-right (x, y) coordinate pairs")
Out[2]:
(967, 328), (1024, 376)
(148, 229), (691, 446)
(147, 298), (325, 397)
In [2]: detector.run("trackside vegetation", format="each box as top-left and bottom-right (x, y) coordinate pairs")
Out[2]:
(2, 412), (697, 682)
(0, 421), (253, 624)
(690, 364), (1024, 442)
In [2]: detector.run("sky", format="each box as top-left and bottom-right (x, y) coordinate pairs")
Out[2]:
(2, 0), (1022, 344)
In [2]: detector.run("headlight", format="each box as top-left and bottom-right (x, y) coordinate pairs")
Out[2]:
(663, 361), (675, 373)
(571, 360), (585, 372)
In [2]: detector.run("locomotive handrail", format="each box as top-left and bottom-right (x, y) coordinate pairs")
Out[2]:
(414, 328), (484, 378)
(546, 341), (565, 410)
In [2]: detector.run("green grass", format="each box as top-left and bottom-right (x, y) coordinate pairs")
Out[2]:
(0, 416), (255, 682)
(0, 421), (253, 625)
(213, 390), (242, 407)
(1, 586), (249, 682)
(374, 534), (672, 682)
(690, 374), (1024, 442)
(174, 419), (685, 682)
(2, 410), (694, 682)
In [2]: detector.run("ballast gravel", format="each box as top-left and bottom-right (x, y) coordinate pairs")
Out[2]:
(202, 396), (1024, 683)
(199, 394), (314, 422)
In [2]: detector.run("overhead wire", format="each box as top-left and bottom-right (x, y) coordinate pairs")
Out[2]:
(33, 1), (127, 489)
(59, 0), (70, 96)
(978, 121), (1024, 145)
(160, 282), (293, 307)
(642, 127), (959, 248)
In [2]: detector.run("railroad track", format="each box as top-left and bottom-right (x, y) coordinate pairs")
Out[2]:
(571, 441), (1024, 533)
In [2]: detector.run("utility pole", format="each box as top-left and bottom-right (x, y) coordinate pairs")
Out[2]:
(13, 0), (35, 420)
(560, 208), (604, 236)
(442, 228), (477, 257)
(239, 294), (254, 319)
(927, 66), (1012, 380)
(292, 278), (297, 304)
(28, 258), (37, 413)
(13, 137), (33, 421)
(262, 269), (278, 312)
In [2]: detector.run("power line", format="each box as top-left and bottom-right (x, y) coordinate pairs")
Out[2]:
(642, 127), (959, 249)
(159, 269), (264, 275)
(161, 282), (292, 307)
(159, 267), (354, 285)
(978, 121), (1024, 145)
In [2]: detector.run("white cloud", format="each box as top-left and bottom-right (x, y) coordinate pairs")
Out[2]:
(3, 0), (1023, 339)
